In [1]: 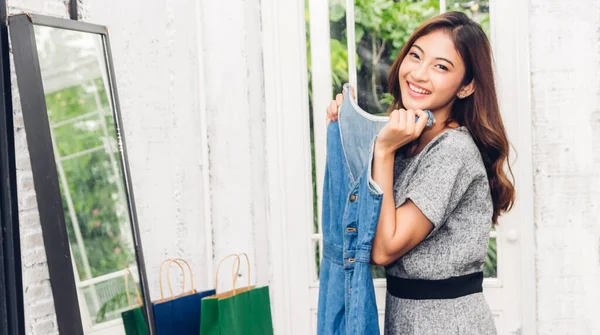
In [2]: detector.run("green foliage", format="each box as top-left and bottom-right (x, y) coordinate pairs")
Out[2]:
(330, 39), (350, 89)
(356, 0), (438, 57)
(47, 78), (134, 281)
(45, 78), (109, 123)
(484, 237), (497, 278)
(95, 290), (128, 323)
(371, 265), (386, 278)
(447, 0), (490, 36)
(45, 78), (136, 322)
(328, 0), (441, 114)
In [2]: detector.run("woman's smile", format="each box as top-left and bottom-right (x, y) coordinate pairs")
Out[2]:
(406, 81), (432, 97)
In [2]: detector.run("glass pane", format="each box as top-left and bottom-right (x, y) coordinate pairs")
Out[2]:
(315, 240), (321, 279)
(306, 0), (351, 235)
(83, 273), (139, 325)
(310, 126), (319, 234)
(484, 237), (497, 278)
(60, 150), (134, 280)
(305, 0), (349, 281)
(52, 116), (106, 158)
(371, 265), (386, 279)
(446, 0), (490, 37)
(354, 0), (440, 115)
(305, 0), (318, 236)
(329, 0), (349, 97)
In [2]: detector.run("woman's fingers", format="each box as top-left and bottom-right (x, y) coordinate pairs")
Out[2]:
(397, 108), (407, 131)
(326, 100), (337, 125)
(326, 92), (345, 126)
(406, 109), (416, 137)
(414, 109), (430, 135)
(388, 109), (400, 125)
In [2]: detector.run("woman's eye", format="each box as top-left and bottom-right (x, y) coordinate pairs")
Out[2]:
(409, 52), (420, 59)
(436, 64), (449, 71)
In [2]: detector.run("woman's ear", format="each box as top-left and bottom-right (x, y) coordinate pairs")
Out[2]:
(457, 81), (475, 99)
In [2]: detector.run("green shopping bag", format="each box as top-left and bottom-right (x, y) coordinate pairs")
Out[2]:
(200, 253), (273, 335)
(121, 268), (149, 335)
(217, 286), (272, 335)
(122, 308), (148, 335)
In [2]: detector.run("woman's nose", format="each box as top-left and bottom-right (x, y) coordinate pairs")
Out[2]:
(411, 64), (428, 82)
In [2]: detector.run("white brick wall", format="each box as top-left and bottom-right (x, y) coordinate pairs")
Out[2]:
(530, 0), (600, 333)
(9, 1), (68, 332)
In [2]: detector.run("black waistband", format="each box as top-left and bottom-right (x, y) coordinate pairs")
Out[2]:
(386, 271), (483, 300)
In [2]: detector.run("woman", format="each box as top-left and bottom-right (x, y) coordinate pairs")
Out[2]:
(326, 12), (515, 334)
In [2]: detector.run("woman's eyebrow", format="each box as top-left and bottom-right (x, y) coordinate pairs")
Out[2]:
(412, 44), (455, 68)
(437, 57), (455, 68)
(412, 44), (425, 54)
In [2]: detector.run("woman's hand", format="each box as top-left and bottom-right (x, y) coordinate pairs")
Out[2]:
(375, 109), (430, 156)
(326, 87), (356, 126)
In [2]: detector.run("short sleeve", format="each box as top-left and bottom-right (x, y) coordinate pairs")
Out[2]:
(395, 140), (475, 237)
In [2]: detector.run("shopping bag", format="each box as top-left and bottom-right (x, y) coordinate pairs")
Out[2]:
(121, 268), (149, 335)
(200, 253), (273, 335)
(153, 258), (215, 335)
(200, 254), (243, 335)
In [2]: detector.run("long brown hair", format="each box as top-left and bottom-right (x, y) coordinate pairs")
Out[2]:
(387, 11), (515, 223)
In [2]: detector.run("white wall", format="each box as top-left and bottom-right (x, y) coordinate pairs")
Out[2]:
(84, 0), (211, 297)
(194, 0), (271, 290)
(529, 0), (600, 333)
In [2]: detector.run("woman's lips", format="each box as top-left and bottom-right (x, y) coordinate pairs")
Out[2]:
(406, 81), (431, 98)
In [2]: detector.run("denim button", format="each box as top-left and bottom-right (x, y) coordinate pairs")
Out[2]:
(349, 194), (358, 202)
(346, 227), (356, 233)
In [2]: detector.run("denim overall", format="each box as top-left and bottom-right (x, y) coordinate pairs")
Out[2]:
(317, 84), (388, 335)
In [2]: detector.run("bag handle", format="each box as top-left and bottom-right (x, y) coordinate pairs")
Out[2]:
(158, 259), (185, 301)
(124, 267), (142, 308)
(167, 258), (197, 296)
(214, 254), (241, 294)
(232, 253), (251, 295)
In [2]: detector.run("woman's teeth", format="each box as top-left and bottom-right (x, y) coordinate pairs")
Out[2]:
(408, 82), (431, 95)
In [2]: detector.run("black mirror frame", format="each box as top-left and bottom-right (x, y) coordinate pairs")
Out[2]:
(8, 13), (155, 335)
(0, 3), (25, 335)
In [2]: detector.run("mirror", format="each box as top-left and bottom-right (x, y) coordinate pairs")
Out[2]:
(36, 26), (139, 332)
(9, 14), (154, 334)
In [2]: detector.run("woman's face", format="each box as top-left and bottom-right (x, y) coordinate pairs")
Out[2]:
(398, 30), (468, 112)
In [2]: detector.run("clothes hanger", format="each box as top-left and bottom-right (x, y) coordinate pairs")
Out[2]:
(342, 83), (434, 126)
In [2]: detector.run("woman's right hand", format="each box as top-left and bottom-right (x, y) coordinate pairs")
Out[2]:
(375, 109), (430, 156)
(326, 87), (355, 126)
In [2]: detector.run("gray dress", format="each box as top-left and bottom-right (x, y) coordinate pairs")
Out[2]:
(385, 126), (497, 335)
